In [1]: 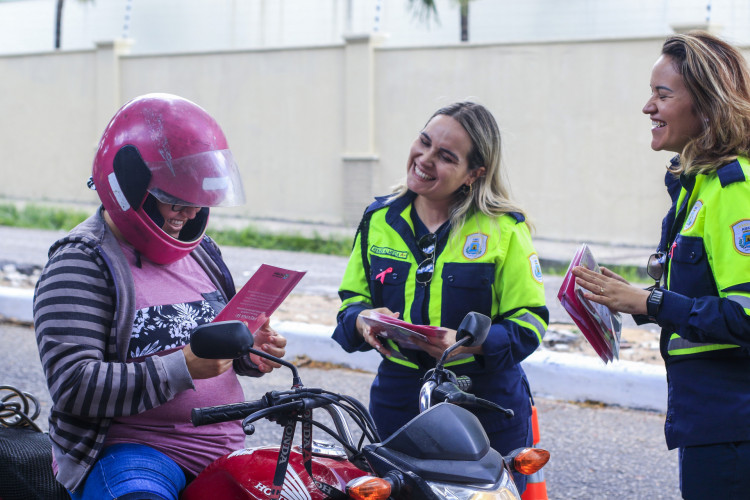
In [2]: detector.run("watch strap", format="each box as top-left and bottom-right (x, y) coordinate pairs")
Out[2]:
(647, 288), (664, 321)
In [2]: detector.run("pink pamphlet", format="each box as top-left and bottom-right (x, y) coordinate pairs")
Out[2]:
(358, 312), (448, 350)
(557, 244), (622, 363)
(213, 264), (306, 331)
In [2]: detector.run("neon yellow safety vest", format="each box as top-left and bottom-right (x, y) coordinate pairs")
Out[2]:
(337, 194), (547, 369)
(664, 156), (750, 357)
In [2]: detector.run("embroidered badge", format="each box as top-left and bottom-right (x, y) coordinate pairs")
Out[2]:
(528, 254), (543, 284)
(732, 220), (750, 255)
(683, 200), (703, 231)
(370, 245), (408, 260)
(463, 233), (488, 260)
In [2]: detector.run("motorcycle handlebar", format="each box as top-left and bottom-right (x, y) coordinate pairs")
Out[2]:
(433, 382), (514, 419)
(192, 389), (342, 428)
(192, 400), (268, 427)
(455, 375), (472, 393)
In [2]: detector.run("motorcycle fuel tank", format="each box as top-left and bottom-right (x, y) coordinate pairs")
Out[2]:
(182, 445), (369, 500)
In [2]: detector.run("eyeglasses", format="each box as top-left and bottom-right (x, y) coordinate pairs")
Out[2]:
(171, 204), (195, 213)
(415, 233), (437, 286)
(647, 252), (665, 284)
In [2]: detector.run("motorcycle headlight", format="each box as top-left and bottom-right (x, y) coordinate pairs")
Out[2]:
(426, 470), (520, 499)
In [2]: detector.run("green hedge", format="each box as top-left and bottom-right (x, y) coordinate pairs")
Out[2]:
(0, 204), (646, 278)
(0, 203), (353, 257)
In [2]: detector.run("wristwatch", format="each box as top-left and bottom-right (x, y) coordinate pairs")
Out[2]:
(647, 288), (664, 322)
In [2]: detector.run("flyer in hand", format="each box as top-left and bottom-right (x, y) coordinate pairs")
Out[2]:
(358, 311), (448, 350)
(212, 264), (306, 332)
(557, 244), (622, 363)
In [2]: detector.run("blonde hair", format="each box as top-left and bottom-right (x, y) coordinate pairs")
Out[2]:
(663, 31), (750, 176)
(390, 101), (531, 232)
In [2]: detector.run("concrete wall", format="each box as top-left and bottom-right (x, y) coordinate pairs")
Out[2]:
(370, 38), (675, 244)
(1, 34), (742, 246)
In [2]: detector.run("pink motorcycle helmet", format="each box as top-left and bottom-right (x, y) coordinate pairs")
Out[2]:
(91, 93), (245, 264)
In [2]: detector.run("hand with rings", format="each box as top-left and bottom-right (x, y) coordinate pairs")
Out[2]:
(571, 265), (651, 316)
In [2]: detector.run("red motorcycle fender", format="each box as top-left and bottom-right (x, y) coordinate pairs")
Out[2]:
(182, 445), (370, 500)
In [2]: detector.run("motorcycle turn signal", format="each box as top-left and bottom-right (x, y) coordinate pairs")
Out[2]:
(345, 475), (393, 499)
(505, 447), (550, 475)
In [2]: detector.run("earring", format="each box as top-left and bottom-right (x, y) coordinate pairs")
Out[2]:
(461, 183), (472, 196)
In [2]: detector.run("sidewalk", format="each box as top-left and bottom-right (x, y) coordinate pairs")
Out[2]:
(0, 225), (666, 412)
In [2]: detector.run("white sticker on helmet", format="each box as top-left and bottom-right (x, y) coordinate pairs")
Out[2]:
(203, 176), (229, 191)
(108, 172), (131, 211)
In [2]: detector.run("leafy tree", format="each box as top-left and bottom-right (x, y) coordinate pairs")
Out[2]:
(408, 0), (472, 42)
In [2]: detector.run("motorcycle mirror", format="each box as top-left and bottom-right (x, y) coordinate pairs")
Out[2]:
(190, 321), (254, 359)
(435, 312), (492, 371)
(455, 312), (491, 347)
(190, 320), (304, 388)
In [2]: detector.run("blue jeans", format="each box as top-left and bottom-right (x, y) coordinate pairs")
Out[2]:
(70, 443), (187, 500)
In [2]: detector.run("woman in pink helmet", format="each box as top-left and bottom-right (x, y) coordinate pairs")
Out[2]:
(33, 93), (287, 500)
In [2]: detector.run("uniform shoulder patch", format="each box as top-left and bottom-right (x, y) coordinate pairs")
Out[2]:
(683, 200), (703, 231)
(370, 245), (408, 260)
(463, 233), (488, 260)
(732, 220), (750, 255)
(528, 253), (543, 284)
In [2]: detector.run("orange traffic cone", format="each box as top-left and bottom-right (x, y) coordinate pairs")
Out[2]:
(521, 405), (549, 500)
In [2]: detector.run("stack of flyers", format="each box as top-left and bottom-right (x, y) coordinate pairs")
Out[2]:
(358, 312), (448, 351)
(557, 244), (622, 363)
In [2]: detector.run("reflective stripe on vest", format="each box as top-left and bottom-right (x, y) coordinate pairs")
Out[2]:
(667, 333), (739, 356)
(383, 339), (420, 369)
(510, 311), (546, 344)
(445, 355), (476, 367)
(383, 339), (476, 369)
(728, 294), (750, 313)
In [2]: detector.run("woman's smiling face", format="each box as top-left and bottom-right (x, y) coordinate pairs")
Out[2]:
(406, 114), (481, 203)
(156, 201), (201, 238)
(642, 54), (704, 153)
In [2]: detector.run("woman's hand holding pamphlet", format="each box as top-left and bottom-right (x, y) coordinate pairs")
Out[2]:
(557, 244), (622, 363)
(358, 312), (448, 351)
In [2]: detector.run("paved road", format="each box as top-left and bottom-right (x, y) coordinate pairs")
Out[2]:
(2, 321), (680, 499)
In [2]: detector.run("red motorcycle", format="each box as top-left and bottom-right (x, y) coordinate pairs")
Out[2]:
(183, 313), (549, 500)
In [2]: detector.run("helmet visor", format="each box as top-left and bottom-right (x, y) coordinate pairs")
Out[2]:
(146, 149), (245, 208)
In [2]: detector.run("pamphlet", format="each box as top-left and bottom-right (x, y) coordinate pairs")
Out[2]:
(358, 311), (448, 350)
(557, 244), (622, 363)
(213, 264), (306, 331)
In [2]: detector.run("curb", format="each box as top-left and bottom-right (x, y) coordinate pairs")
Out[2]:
(274, 321), (668, 413)
(0, 286), (34, 323)
(1, 288), (667, 413)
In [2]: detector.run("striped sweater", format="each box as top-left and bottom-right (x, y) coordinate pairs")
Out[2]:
(33, 209), (260, 491)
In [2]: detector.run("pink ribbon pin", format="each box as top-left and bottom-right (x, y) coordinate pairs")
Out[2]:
(375, 267), (393, 284)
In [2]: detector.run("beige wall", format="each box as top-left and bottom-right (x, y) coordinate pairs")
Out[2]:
(0, 36), (727, 246)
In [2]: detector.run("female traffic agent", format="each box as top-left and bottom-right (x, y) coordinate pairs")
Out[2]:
(33, 94), (286, 499)
(332, 101), (548, 493)
(573, 32), (750, 498)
